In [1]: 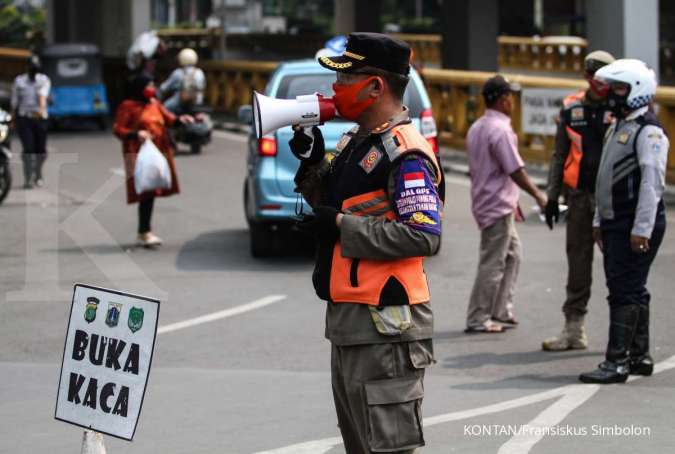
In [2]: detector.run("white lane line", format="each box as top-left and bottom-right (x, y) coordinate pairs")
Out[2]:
(254, 353), (675, 454)
(212, 129), (249, 143)
(497, 385), (599, 454)
(157, 294), (286, 335)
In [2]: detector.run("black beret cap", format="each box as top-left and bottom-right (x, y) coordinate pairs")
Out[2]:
(318, 32), (411, 76)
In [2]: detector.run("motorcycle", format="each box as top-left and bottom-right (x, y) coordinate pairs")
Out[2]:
(172, 106), (212, 155)
(0, 108), (12, 204)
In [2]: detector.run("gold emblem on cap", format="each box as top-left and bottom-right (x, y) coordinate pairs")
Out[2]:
(343, 51), (366, 61)
(319, 56), (353, 69)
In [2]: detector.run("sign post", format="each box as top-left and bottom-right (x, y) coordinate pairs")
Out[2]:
(55, 284), (160, 442)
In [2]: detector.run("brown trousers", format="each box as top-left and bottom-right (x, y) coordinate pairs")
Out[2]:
(562, 190), (595, 319)
(331, 340), (434, 453)
(466, 213), (522, 328)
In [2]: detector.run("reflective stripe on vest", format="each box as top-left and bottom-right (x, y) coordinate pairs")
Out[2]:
(562, 91), (585, 189)
(328, 123), (439, 306)
(329, 189), (431, 305)
(563, 126), (583, 189)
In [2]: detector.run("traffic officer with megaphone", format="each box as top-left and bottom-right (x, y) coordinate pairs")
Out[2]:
(285, 32), (444, 453)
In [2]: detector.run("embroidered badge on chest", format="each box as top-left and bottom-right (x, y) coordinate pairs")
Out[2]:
(617, 131), (631, 144)
(571, 107), (584, 121)
(359, 148), (383, 174)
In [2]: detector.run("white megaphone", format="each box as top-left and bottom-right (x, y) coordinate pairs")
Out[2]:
(252, 91), (336, 139)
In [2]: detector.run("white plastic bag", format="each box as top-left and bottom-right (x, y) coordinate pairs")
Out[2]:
(134, 140), (172, 195)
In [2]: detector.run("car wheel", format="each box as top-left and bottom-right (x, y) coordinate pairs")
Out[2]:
(190, 143), (201, 154)
(97, 116), (108, 130)
(249, 222), (277, 257)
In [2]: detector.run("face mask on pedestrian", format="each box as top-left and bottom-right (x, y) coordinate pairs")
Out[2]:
(332, 76), (382, 121)
(142, 85), (157, 100)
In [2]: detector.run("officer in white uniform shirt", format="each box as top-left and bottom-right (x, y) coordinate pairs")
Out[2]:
(579, 59), (669, 385)
(11, 55), (51, 188)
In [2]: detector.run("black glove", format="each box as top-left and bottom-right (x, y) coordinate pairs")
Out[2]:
(289, 126), (325, 164)
(544, 198), (560, 230)
(295, 206), (340, 241)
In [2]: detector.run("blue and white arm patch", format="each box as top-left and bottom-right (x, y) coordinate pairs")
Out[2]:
(393, 157), (441, 235)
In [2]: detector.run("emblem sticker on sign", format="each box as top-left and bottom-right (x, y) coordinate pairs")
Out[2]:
(128, 307), (144, 333)
(106, 302), (122, 328)
(84, 297), (99, 323)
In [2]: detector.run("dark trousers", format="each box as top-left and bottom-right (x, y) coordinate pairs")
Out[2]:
(17, 116), (47, 155)
(563, 191), (595, 319)
(138, 197), (155, 234)
(602, 216), (666, 308)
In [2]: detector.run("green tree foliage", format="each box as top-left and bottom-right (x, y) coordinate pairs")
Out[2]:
(0, 0), (45, 48)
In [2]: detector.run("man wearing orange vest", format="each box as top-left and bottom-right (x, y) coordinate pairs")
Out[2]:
(291, 33), (443, 453)
(542, 50), (615, 351)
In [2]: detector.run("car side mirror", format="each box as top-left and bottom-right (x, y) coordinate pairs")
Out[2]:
(238, 105), (253, 124)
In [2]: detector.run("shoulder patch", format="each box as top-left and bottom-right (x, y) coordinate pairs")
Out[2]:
(393, 158), (441, 236)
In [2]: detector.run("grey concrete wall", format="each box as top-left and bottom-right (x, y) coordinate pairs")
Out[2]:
(586, 0), (659, 75)
(441, 0), (498, 71)
(46, 0), (151, 57)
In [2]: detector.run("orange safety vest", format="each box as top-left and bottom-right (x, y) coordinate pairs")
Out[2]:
(562, 91), (585, 189)
(329, 123), (442, 305)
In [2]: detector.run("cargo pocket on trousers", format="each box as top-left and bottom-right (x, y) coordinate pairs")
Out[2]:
(364, 377), (425, 452)
(408, 339), (436, 369)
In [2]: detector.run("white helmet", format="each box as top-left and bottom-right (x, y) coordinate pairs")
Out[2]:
(178, 48), (198, 67)
(593, 58), (656, 111)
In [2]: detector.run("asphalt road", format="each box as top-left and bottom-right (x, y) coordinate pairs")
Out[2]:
(1, 127), (675, 454)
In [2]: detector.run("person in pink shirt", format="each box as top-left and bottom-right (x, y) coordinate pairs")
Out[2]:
(465, 75), (547, 333)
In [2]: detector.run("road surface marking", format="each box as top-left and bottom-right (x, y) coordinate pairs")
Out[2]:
(157, 294), (286, 335)
(213, 129), (248, 143)
(254, 353), (675, 454)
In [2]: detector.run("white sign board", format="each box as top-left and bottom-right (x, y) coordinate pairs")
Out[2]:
(55, 284), (159, 441)
(521, 88), (575, 135)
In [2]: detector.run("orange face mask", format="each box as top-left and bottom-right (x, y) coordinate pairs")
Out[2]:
(332, 76), (381, 121)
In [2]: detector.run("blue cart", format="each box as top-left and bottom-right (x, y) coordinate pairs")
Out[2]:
(42, 43), (109, 129)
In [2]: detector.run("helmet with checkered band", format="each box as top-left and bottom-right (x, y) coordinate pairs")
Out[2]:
(594, 59), (656, 114)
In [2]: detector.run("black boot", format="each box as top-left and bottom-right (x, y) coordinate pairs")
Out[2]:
(35, 153), (46, 187)
(579, 304), (639, 384)
(22, 154), (34, 189)
(629, 305), (653, 376)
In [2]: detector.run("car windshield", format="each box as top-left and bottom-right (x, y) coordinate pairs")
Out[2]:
(274, 73), (425, 117)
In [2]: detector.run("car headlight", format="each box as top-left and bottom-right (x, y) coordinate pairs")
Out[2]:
(0, 124), (8, 142)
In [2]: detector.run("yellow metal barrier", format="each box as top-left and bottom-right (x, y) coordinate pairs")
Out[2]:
(423, 68), (675, 182)
(498, 36), (587, 73)
(390, 33), (441, 68)
(201, 60), (277, 113)
(0, 47), (30, 81)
